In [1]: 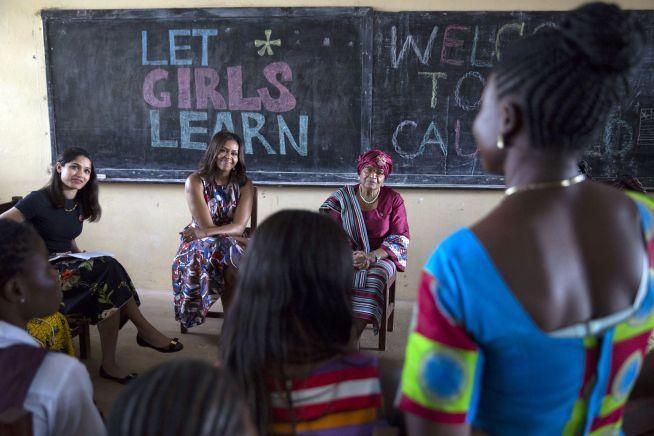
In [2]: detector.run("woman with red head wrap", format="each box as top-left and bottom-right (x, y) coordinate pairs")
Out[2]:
(320, 149), (410, 344)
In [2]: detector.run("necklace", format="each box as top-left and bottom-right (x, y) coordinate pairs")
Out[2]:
(359, 189), (380, 204)
(505, 174), (586, 196)
(64, 203), (78, 212)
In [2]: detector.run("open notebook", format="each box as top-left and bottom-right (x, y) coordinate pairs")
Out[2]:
(48, 250), (114, 262)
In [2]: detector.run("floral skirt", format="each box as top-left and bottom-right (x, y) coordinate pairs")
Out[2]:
(172, 234), (243, 328)
(54, 256), (140, 325)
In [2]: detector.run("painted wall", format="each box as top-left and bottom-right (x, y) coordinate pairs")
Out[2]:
(1, 0), (651, 300)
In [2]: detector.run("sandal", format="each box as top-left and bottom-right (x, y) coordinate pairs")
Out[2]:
(136, 334), (184, 353)
(99, 366), (137, 384)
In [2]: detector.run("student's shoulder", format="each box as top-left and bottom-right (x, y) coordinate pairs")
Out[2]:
(185, 172), (204, 189)
(22, 189), (50, 203)
(16, 189), (51, 211)
(381, 186), (405, 205)
(31, 352), (92, 399)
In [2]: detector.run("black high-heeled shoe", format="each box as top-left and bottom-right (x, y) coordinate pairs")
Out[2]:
(99, 366), (137, 385)
(136, 334), (183, 353)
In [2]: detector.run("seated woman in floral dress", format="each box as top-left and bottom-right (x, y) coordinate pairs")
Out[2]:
(173, 131), (254, 329)
(0, 146), (182, 384)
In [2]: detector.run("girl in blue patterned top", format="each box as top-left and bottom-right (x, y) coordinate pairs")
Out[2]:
(399, 3), (654, 435)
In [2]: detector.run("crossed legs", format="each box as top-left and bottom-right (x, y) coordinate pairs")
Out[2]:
(98, 297), (175, 378)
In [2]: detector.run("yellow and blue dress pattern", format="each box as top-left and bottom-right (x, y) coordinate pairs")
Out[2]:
(399, 200), (654, 435)
(27, 312), (75, 356)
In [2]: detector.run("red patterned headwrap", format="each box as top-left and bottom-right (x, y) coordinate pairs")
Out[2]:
(356, 149), (393, 177)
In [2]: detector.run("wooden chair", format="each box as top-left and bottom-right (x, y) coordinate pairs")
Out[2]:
(0, 197), (91, 360)
(373, 274), (396, 351)
(379, 275), (397, 351)
(358, 272), (397, 352)
(180, 186), (258, 334)
(0, 408), (32, 436)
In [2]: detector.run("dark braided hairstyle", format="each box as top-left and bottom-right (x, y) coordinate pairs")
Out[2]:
(107, 359), (252, 436)
(0, 219), (41, 292)
(494, 2), (645, 151)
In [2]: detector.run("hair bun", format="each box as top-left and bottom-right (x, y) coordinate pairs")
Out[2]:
(559, 2), (645, 74)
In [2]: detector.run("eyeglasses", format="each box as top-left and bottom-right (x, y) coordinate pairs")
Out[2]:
(361, 166), (384, 176)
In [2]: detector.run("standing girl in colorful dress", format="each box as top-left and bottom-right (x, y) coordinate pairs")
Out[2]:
(172, 131), (254, 329)
(399, 3), (653, 435)
(1, 147), (182, 384)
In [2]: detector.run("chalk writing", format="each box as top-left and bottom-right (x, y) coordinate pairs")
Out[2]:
(638, 108), (654, 147)
(390, 25), (439, 68)
(142, 28), (307, 155)
(418, 72), (447, 108)
(254, 29), (282, 56)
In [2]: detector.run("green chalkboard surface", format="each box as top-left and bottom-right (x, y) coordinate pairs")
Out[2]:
(372, 11), (654, 187)
(43, 8), (654, 187)
(43, 8), (373, 184)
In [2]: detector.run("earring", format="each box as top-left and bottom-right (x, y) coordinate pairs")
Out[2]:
(497, 135), (505, 150)
(19, 297), (25, 304)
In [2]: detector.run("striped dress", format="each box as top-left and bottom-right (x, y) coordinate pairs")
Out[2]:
(320, 186), (410, 333)
(269, 353), (382, 435)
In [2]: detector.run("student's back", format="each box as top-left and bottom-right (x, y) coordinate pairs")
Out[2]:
(473, 182), (646, 333)
(399, 4), (653, 434)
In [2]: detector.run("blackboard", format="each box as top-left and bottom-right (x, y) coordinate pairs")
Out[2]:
(42, 8), (372, 184)
(372, 11), (654, 187)
(42, 8), (654, 187)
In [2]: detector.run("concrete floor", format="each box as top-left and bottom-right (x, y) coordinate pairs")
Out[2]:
(83, 289), (414, 418)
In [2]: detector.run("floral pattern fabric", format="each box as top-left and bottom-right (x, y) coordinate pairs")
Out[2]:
(27, 256), (138, 354)
(53, 256), (139, 325)
(172, 180), (244, 328)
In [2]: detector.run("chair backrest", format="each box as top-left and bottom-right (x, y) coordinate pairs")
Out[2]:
(0, 197), (22, 215)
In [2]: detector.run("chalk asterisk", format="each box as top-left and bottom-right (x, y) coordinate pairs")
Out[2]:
(254, 29), (282, 56)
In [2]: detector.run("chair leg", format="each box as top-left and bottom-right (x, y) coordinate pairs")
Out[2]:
(388, 282), (396, 332)
(378, 282), (388, 351)
(78, 322), (90, 360)
(180, 323), (188, 334)
(378, 320), (387, 351)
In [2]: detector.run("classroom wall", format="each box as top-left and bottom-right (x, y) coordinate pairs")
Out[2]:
(1, 0), (651, 300)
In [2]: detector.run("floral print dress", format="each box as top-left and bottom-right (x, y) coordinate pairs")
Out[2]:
(172, 180), (244, 328)
(54, 256), (140, 325)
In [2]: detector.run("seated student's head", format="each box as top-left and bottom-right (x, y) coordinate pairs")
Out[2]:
(0, 219), (61, 326)
(220, 209), (354, 432)
(107, 359), (255, 436)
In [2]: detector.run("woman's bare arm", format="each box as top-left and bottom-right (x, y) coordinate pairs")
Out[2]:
(0, 207), (25, 222)
(183, 174), (253, 239)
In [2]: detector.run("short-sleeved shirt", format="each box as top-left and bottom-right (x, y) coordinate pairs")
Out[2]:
(15, 190), (83, 254)
(0, 321), (106, 436)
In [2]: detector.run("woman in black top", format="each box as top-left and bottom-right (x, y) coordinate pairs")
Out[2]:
(1, 147), (182, 383)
